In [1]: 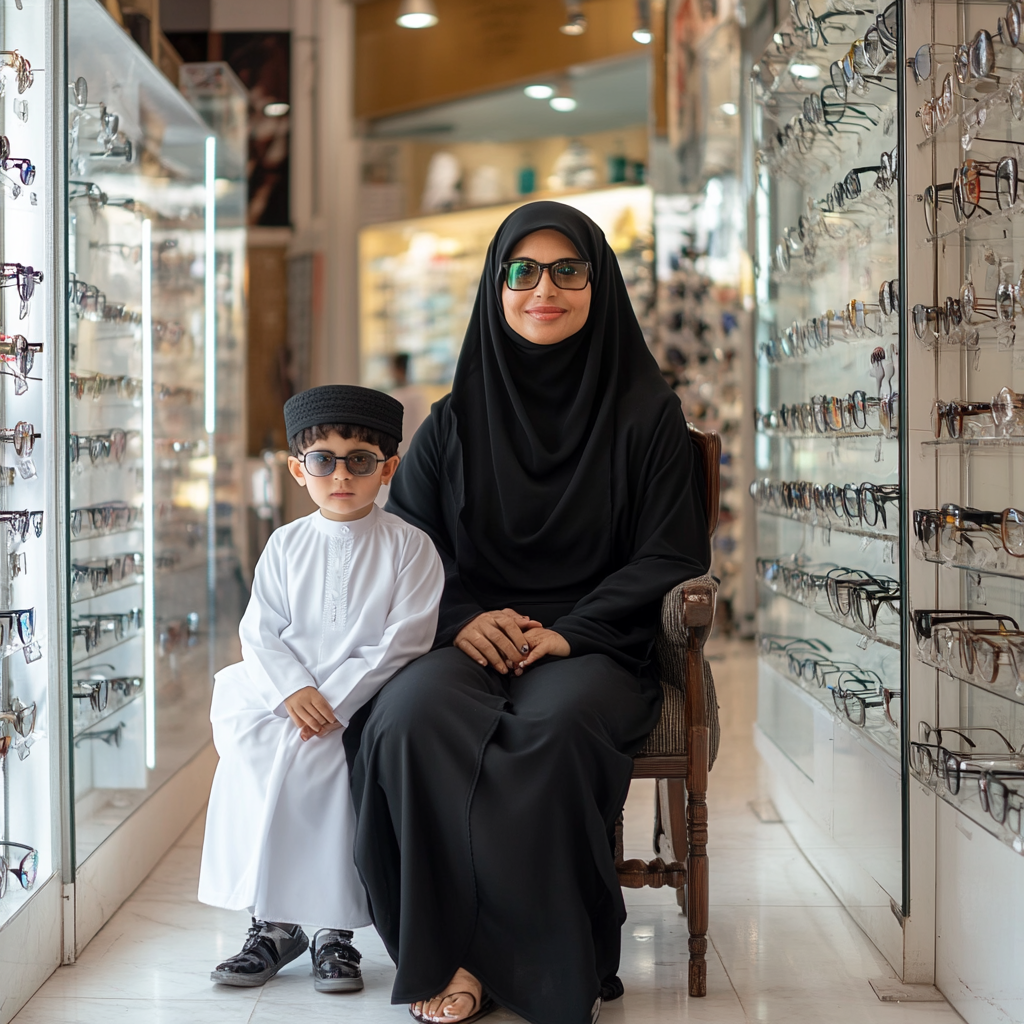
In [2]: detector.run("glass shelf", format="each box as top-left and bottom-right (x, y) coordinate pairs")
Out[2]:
(912, 769), (1024, 859)
(914, 547), (1024, 582)
(764, 656), (902, 764)
(758, 581), (901, 650)
(915, 650), (1024, 708)
(756, 507), (898, 543)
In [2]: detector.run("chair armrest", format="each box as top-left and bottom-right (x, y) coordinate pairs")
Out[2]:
(654, 574), (720, 770)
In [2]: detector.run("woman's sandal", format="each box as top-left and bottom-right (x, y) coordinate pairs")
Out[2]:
(408, 991), (496, 1024)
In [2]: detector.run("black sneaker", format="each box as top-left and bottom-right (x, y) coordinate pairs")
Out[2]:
(210, 918), (309, 987)
(310, 928), (364, 993)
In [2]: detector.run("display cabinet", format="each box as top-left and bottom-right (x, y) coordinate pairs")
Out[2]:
(66, 0), (214, 868)
(3, 0), (245, 1013)
(750, 2), (908, 972)
(655, 183), (753, 635)
(0, 0), (60, 942)
(904, 3), (1024, 1020)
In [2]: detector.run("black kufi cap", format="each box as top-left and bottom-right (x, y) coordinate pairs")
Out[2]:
(284, 384), (404, 443)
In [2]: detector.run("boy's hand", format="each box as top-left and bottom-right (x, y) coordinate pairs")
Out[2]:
(517, 628), (570, 670)
(284, 686), (338, 740)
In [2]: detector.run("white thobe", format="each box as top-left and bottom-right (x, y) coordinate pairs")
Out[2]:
(198, 505), (443, 929)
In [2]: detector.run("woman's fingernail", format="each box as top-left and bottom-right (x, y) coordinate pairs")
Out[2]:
(521, 644), (529, 654)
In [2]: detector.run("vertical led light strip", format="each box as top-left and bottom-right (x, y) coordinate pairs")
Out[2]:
(141, 218), (157, 770)
(204, 136), (217, 435)
(204, 137), (218, 677)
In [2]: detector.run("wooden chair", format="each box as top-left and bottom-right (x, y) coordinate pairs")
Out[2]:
(614, 426), (721, 998)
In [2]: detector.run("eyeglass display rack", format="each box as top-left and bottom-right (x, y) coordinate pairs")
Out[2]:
(63, 0), (247, 939)
(750, 2), (909, 976)
(654, 184), (754, 637)
(0, 1), (247, 1002)
(904, 3), (1024, 1020)
(0, 0), (59, 937)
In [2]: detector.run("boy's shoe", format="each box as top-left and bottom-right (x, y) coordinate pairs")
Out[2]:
(311, 928), (364, 993)
(211, 918), (309, 987)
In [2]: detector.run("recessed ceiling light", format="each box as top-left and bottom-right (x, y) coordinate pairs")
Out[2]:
(720, 102), (738, 115)
(560, 14), (587, 35)
(396, 0), (438, 29)
(524, 84), (555, 99)
(263, 102), (290, 117)
(632, 28), (652, 43)
(789, 63), (821, 79)
(550, 96), (577, 112)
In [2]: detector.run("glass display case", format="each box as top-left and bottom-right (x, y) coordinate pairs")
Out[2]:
(1, 0), (245, 999)
(750, 2), (905, 969)
(0, 0), (59, 933)
(904, 3), (1024, 1019)
(655, 182), (753, 635)
(65, 0), (246, 868)
(359, 186), (655, 393)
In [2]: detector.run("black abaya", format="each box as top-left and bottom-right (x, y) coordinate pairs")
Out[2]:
(351, 202), (710, 1024)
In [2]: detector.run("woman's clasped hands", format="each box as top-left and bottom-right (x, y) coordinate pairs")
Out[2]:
(454, 608), (570, 675)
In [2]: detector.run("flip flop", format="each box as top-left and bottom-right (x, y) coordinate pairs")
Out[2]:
(408, 991), (496, 1023)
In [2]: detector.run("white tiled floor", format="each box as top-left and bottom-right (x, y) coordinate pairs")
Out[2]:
(16, 640), (966, 1023)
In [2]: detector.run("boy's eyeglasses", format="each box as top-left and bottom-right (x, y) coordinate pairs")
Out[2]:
(299, 450), (387, 478)
(501, 259), (592, 291)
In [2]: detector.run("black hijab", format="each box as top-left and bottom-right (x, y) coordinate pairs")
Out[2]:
(387, 200), (709, 669)
(453, 202), (678, 601)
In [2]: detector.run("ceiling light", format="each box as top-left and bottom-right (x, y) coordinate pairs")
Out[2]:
(524, 84), (555, 99)
(789, 63), (821, 79)
(550, 96), (577, 112)
(632, 0), (652, 44)
(720, 102), (738, 115)
(396, 0), (438, 29)
(263, 102), (290, 117)
(560, 0), (587, 35)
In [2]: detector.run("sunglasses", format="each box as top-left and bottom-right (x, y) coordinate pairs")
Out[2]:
(69, 429), (129, 466)
(501, 259), (592, 291)
(70, 502), (141, 538)
(0, 697), (35, 738)
(0, 509), (43, 544)
(0, 842), (37, 899)
(298, 449), (389, 478)
(0, 263), (41, 319)
(0, 50), (33, 93)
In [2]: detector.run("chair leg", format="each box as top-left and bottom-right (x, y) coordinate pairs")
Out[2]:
(684, 734), (709, 997)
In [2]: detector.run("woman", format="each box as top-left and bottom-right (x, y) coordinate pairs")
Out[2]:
(349, 203), (710, 1024)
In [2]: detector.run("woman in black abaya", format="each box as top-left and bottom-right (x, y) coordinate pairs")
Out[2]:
(349, 202), (710, 1024)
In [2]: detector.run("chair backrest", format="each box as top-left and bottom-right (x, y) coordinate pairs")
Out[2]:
(687, 425), (721, 539)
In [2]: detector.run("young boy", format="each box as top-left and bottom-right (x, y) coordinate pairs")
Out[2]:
(198, 384), (443, 994)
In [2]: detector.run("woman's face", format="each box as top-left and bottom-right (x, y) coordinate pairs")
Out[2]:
(501, 229), (591, 345)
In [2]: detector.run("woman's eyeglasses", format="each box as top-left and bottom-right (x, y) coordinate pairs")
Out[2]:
(298, 450), (388, 478)
(501, 259), (592, 291)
